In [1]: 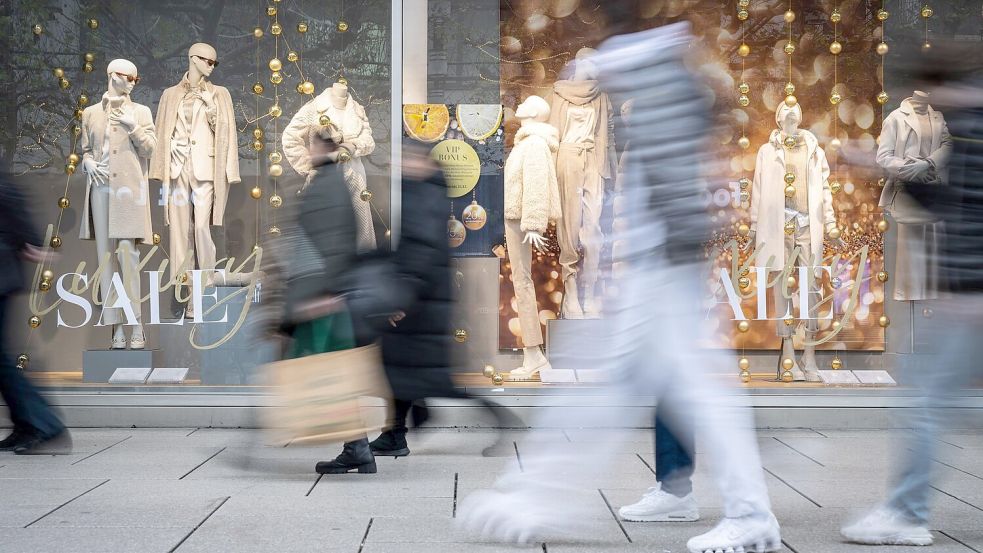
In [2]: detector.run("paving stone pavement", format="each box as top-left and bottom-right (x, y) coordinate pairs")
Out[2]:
(0, 427), (981, 553)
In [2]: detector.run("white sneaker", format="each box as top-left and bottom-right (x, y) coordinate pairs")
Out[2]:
(619, 486), (699, 522)
(841, 506), (933, 546)
(687, 512), (782, 553)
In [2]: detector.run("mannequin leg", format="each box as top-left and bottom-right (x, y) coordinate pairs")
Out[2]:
(772, 269), (803, 381)
(117, 240), (144, 349)
(504, 220), (551, 381)
(89, 183), (123, 346)
(580, 173), (604, 318)
(190, 178), (216, 286)
(168, 171), (193, 291)
(796, 230), (820, 381)
(556, 145), (584, 318)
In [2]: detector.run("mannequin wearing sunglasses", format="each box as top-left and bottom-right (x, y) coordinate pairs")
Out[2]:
(79, 59), (157, 349)
(150, 43), (241, 317)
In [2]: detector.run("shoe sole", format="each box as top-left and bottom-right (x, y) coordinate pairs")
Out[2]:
(688, 539), (783, 553)
(371, 448), (410, 457)
(315, 462), (378, 474)
(842, 532), (933, 546)
(621, 510), (700, 522)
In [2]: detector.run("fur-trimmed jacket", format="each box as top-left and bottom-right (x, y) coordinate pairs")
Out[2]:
(504, 121), (562, 234)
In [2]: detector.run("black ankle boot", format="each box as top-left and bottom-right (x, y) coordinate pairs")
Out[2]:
(369, 430), (410, 457)
(315, 439), (377, 474)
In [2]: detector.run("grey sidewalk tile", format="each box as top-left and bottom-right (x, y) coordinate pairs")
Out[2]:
(0, 527), (187, 553)
(61, 444), (227, 480)
(0, 479), (108, 528)
(780, 507), (975, 552)
(362, 543), (541, 553)
(367, 516), (629, 546)
(308, 471), (456, 498)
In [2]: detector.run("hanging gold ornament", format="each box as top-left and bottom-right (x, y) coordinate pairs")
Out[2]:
(787, 275), (798, 290)
(877, 91), (890, 105)
(829, 41), (842, 55)
(152, 232), (161, 245)
(737, 320), (751, 333)
(448, 215), (467, 248)
(86, 18), (98, 29)
(877, 9), (890, 21)
(784, 172), (796, 185)
(252, 82), (264, 95)
(338, 151), (351, 163)
(830, 137), (842, 150)
(492, 374), (505, 386)
(269, 58), (283, 72)
(269, 104), (282, 118)
(58, 196), (70, 209)
(784, 95), (798, 107)
(251, 140), (264, 151)
(737, 9), (749, 21)
(830, 92), (842, 105)
(39, 279), (51, 292)
(360, 189), (373, 202)
(73, 106), (83, 118)
(83, 62), (94, 73)
(784, 82), (796, 96)
(482, 365), (496, 378)
(877, 42), (889, 56)
(463, 201), (488, 231)
(59, 77), (70, 90)
(738, 43), (750, 57)
(921, 5), (933, 18)
(784, 42), (796, 55)
(297, 22), (309, 33)
(269, 151), (283, 164)
(828, 227), (842, 239)
(783, 135), (796, 149)
(16, 353), (28, 369)
(782, 358), (795, 371)
(287, 51), (300, 63)
(65, 163), (76, 175)
(319, 114), (331, 126)
(737, 223), (750, 237)
(878, 315), (891, 328)
(385, 230), (392, 238)
(337, 77), (349, 86)
(831, 356), (843, 370)
(738, 136), (750, 150)
(300, 81), (315, 95)
(830, 180), (842, 194)
(53, 67), (65, 78)
(740, 190), (750, 203)
(28, 316), (41, 328)
(68, 153), (80, 165)
(784, 220), (796, 235)
(876, 270), (889, 283)
(454, 329), (468, 343)
(50, 236), (62, 248)
(268, 163), (283, 177)
(738, 177), (751, 190)
(830, 9), (841, 23)
(269, 194), (283, 208)
(337, 20), (349, 32)
(738, 82), (750, 94)
(876, 219), (890, 233)
(250, 186), (263, 199)
(781, 369), (794, 382)
(738, 0), (749, 6)
(739, 357), (751, 371)
(78, 94), (88, 106)
(269, 225), (282, 237)
(252, 128), (264, 139)
(42, 269), (54, 281)
(32, 24), (43, 36)
(738, 94), (750, 107)
(740, 369), (751, 383)
(267, 6), (278, 16)
(738, 276), (751, 289)
(270, 71), (283, 85)
(253, 27), (264, 38)
(878, 177), (886, 187)
(784, 10), (796, 23)
(83, 52), (95, 63)
(922, 42), (932, 53)
(271, 23), (282, 36)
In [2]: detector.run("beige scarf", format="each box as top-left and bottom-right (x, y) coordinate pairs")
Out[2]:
(548, 79), (616, 179)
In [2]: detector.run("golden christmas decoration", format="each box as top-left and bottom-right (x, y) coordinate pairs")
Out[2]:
(251, 139), (264, 151)
(830, 180), (842, 194)
(269, 151), (283, 164)
(39, 280), (51, 292)
(73, 108), (83, 119)
(287, 51), (299, 63)
(831, 356), (843, 370)
(738, 82), (750, 94)
(877, 91), (890, 105)
(828, 227), (842, 239)
(784, 82), (796, 96)
(878, 315), (891, 328)
(337, 20), (349, 32)
(738, 136), (750, 150)
(877, 42), (889, 56)
(738, 0), (749, 6)
(269, 104), (282, 118)
(738, 177), (750, 190)
(32, 24), (43, 36)
(738, 94), (750, 107)
(737, 9), (749, 21)
(784, 42), (796, 56)
(58, 196), (70, 209)
(740, 190), (750, 203)
(454, 329), (468, 343)
(784, 10), (796, 23)
(268, 163), (283, 177)
(737, 320), (751, 333)
(739, 357), (751, 371)
(337, 77), (349, 86)
(269, 194), (283, 208)
(53, 67), (65, 78)
(65, 163), (76, 175)
(59, 77), (70, 90)
(878, 177), (886, 187)
(338, 151), (351, 163)
(297, 22), (309, 33)
(738, 276), (751, 289)
(319, 114), (332, 126)
(492, 374), (504, 386)
(269, 225), (281, 236)
(740, 369), (751, 383)
(83, 62), (94, 73)
(876, 270), (889, 283)
(830, 138), (842, 150)
(252, 128), (264, 139)
(86, 18), (98, 29)
(271, 23), (282, 36)
(921, 5), (933, 18)
(270, 71), (283, 85)
(252, 82), (264, 95)
(68, 153), (80, 165)
(253, 27), (264, 38)
(42, 269), (54, 281)
(267, 6), (277, 16)
(830, 9), (841, 23)
(299, 81), (315, 95)
(784, 220), (796, 235)
(877, 9), (890, 21)
(482, 365), (496, 378)
(462, 201), (488, 231)
(829, 41), (842, 55)
(250, 186), (263, 199)
(783, 135), (796, 148)
(78, 94), (88, 106)
(738, 43), (750, 57)
(16, 354), (29, 369)
(269, 58), (283, 72)
(876, 219), (890, 233)
(84, 52), (95, 63)
(448, 215), (467, 248)
(783, 172), (796, 185)
(737, 223), (750, 237)
(782, 358), (794, 371)
(784, 95), (798, 107)
(28, 316), (41, 328)
(781, 369), (794, 382)
(152, 232), (161, 245)
(787, 275), (798, 290)
(360, 189), (373, 202)
(50, 236), (62, 248)
(384, 230), (392, 238)
(922, 42), (932, 53)
(830, 92), (842, 105)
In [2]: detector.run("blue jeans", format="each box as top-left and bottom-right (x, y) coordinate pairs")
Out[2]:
(655, 409), (694, 497)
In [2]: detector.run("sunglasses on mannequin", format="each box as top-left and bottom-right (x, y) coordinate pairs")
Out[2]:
(112, 72), (140, 84)
(192, 55), (219, 68)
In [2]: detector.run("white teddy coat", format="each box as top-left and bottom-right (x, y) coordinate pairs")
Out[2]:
(504, 121), (562, 234)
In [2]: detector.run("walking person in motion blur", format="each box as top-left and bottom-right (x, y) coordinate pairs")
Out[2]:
(458, 16), (781, 553)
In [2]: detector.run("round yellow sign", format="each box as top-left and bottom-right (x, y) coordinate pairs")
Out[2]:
(430, 139), (480, 198)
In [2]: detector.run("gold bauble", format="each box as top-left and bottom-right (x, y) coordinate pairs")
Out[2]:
(877, 42), (889, 56)
(269, 151), (283, 164)
(830, 138), (843, 150)
(59, 77), (70, 90)
(738, 82), (750, 94)
(782, 358), (794, 371)
(269, 58), (283, 72)
(876, 219), (890, 233)
(32, 24), (43, 36)
(269, 104), (282, 117)
(152, 232), (161, 245)
(876, 270), (889, 283)
(42, 269), (54, 281)
(922, 42), (932, 53)
(878, 177), (886, 187)
(784, 82), (796, 96)
(82, 62), (93, 73)
(319, 114), (331, 126)
(828, 227), (842, 239)
(268, 163), (283, 177)
(252, 82), (265, 95)
(831, 357), (843, 370)
(84, 52), (95, 63)
(740, 369), (751, 383)
(783, 136), (796, 149)
(360, 189), (373, 202)
(787, 275), (798, 289)
(738, 0), (749, 6)
(297, 22), (309, 33)
(385, 230), (392, 238)
(39, 280), (50, 292)
(253, 27), (264, 38)
(73, 108), (83, 119)
(738, 177), (751, 190)
(86, 18), (98, 29)
(49, 236), (62, 248)
(17, 353), (28, 368)
(738, 94), (750, 107)
(250, 186), (263, 199)
(784, 319), (795, 326)
(269, 225), (281, 236)
(739, 357), (751, 371)
(737, 9), (749, 21)
(784, 42), (796, 55)
(267, 6), (277, 16)
(337, 77), (349, 86)
(68, 153), (80, 165)
(271, 23), (282, 36)
(830, 9), (842, 23)
(454, 329), (468, 343)
(737, 320), (750, 333)
(53, 67), (65, 78)
(270, 71), (283, 85)
(784, 10), (796, 23)
(738, 136), (750, 150)
(784, 221), (796, 235)
(492, 374), (504, 386)
(830, 180), (842, 194)
(830, 92), (842, 105)
(829, 41), (842, 55)
(337, 20), (349, 32)
(251, 140), (264, 151)
(921, 6), (933, 18)
(740, 190), (750, 203)
(878, 315), (891, 328)
(737, 223), (750, 237)
(738, 43), (750, 57)
(338, 152), (351, 163)
(877, 9), (890, 21)
(28, 316), (41, 328)
(300, 81), (315, 95)
(784, 172), (796, 185)
(287, 51), (299, 63)
(483, 365), (496, 378)
(877, 91), (890, 105)
(269, 194), (283, 208)
(58, 196), (70, 209)
(65, 163), (76, 175)
(78, 94), (88, 106)
(738, 276), (751, 289)
(781, 369), (794, 383)
(784, 95), (797, 107)
(252, 128), (264, 140)
(448, 216), (467, 248)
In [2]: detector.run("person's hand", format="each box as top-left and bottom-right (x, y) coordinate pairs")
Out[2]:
(741, 230), (756, 252)
(82, 157), (108, 186)
(21, 244), (58, 264)
(388, 311), (406, 327)
(523, 231), (548, 253)
(109, 108), (137, 133)
(898, 158), (930, 180)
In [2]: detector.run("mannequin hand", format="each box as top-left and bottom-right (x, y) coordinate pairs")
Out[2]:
(109, 108), (137, 133)
(829, 237), (847, 251)
(523, 231), (548, 253)
(898, 158), (930, 180)
(82, 157), (108, 186)
(741, 230), (756, 252)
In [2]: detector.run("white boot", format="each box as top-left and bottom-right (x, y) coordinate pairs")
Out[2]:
(111, 324), (127, 350)
(508, 347), (551, 381)
(561, 276), (584, 319)
(687, 512), (782, 553)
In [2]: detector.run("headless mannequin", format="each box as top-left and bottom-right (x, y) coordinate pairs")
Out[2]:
(80, 60), (147, 349)
(330, 82), (348, 110)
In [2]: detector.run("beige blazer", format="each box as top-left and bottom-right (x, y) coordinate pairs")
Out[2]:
(78, 93), (156, 243)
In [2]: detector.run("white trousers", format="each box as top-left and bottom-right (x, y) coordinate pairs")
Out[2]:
(556, 143), (604, 295)
(168, 162), (216, 283)
(505, 219), (543, 347)
(89, 183), (141, 326)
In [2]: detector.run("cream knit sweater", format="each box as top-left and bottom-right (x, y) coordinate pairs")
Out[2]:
(504, 121), (562, 234)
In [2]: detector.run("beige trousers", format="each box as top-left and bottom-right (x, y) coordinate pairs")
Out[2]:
(168, 161), (216, 283)
(90, 183), (141, 326)
(894, 222), (940, 301)
(773, 225), (820, 337)
(505, 219), (543, 347)
(556, 143), (604, 294)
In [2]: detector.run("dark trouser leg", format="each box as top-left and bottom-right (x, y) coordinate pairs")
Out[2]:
(655, 409), (694, 497)
(0, 296), (64, 438)
(392, 399), (412, 433)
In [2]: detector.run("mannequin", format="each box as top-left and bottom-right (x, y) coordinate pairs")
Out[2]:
(876, 91), (952, 301)
(504, 96), (563, 381)
(150, 43), (240, 314)
(79, 59), (156, 349)
(283, 81), (376, 251)
(746, 103), (841, 381)
(548, 48), (617, 318)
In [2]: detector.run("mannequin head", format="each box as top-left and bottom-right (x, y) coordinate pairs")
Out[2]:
(516, 95), (550, 123)
(188, 43), (218, 84)
(775, 102), (803, 135)
(621, 99), (635, 127)
(573, 47), (599, 81)
(106, 59), (139, 96)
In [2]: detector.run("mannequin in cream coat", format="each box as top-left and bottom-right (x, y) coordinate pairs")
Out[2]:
(876, 91), (952, 301)
(283, 82), (376, 251)
(747, 103), (842, 381)
(504, 96), (563, 381)
(79, 59), (156, 349)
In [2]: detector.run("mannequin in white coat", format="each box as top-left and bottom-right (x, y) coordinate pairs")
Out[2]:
(80, 59), (155, 349)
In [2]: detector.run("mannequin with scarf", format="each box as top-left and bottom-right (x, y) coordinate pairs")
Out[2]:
(150, 43), (240, 316)
(746, 103), (843, 381)
(876, 91), (952, 302)
(548, 48), (617, 319)
(79, 59), (156, 349)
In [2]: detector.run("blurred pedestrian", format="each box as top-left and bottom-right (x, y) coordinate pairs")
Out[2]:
(0, 175), (71, 455)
